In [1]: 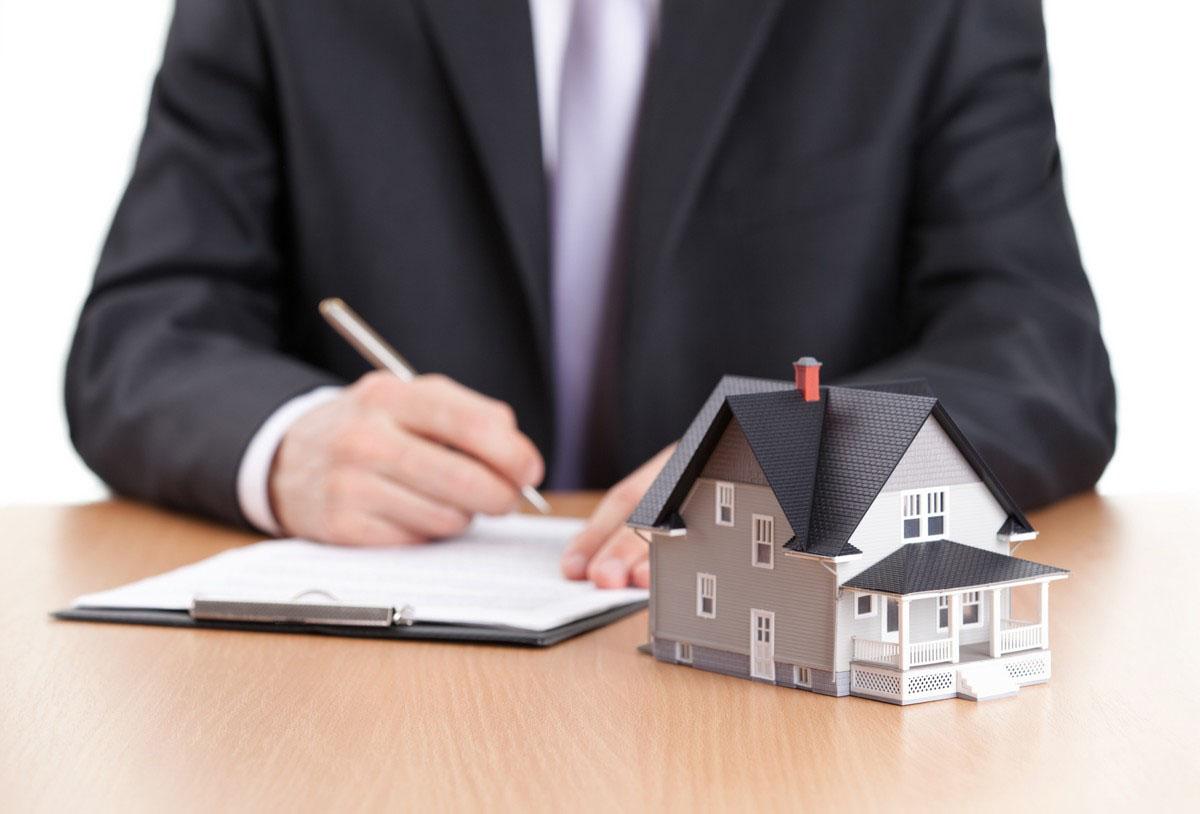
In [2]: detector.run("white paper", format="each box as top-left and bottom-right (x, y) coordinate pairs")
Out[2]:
(72, 514), (648, 632)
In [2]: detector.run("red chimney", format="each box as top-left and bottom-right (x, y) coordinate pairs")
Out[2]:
(793, 357), (821, 401)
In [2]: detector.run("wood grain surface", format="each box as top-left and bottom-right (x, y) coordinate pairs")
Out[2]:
(2, 492), (1198, 812)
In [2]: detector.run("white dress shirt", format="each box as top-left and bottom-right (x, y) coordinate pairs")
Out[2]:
(237, 0), (659, 532)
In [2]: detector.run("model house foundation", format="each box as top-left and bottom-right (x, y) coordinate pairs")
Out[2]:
(628, 358), (1068, 705)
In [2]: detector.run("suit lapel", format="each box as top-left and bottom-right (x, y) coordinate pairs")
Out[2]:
(629, 0), (785, 284)
(418, 0), (551, 377)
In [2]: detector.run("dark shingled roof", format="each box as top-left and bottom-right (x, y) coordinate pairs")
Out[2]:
(627, 376), (1035, 557)
(726, 391), (824, 552)
(804, 387), (935, 556)
(628, 376), (791, 529)
(841, 539), (1068, 594)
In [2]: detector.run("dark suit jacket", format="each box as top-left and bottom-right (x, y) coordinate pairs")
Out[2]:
(66, 0), (1116, 528)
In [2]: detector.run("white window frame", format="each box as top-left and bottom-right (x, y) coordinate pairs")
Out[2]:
(792, 665), (811, 688)
(961, 590), (983, 628)
(751, 513), (775, 569)
(937, 590), (984, 632)
(696, 573), (717, 619)
(901, 488), (948, 542)
(675, 641), (693, 664)
(854, 592), (877, 619)
(715, 481), (735, 526)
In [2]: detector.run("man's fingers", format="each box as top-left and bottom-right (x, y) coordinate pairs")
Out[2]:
(561, 443), (676, 580)
(632, 558), (651, 588)
(561, 482), (641, 578)
(584, 528), (649, 589)
(371, 428), (524, 516)
(323, 469), (471, 542)
(355, 372), (544, 489)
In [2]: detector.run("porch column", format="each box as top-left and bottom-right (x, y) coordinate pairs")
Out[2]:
(989, 588), (1004, 658)
(1040, 580), (1050, 650)
(949, 591), (962, 663)
(898, 598), (911, 670)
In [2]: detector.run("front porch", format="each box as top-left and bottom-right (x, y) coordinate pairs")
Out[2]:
(849, 647), (1053, 705)
(850, 580), (1054, 671)
(840, 538), (1068, 703)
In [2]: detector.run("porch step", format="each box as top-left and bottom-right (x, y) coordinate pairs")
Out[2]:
(957, 661), (1019, 702)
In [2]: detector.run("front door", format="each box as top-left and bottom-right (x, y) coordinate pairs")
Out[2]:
(751, 609), (775, 680)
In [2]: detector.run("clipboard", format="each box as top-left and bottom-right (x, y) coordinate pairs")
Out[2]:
(52, 599), (647, 647)
(53, 515), (649, 646)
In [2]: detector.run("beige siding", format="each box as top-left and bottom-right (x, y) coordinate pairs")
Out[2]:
(702, 420), (768, 485)
(654, 477), (837, 671)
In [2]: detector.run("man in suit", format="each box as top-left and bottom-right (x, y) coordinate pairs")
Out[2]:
(66, 0), (1116, 590)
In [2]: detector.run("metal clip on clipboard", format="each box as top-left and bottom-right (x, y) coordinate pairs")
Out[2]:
(190, 590), (416, 628)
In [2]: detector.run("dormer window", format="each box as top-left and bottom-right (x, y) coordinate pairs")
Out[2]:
(901, 488), (947, 541)
(751, 514), (775, 568)
(715, 482), (735, 526)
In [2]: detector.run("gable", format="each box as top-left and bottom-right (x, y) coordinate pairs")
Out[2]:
(801, 387), (936, 556)
(881, 416), (979, 493)
(629, 376), (1034, 551)
(726, 391), (825, 551)
(629, 376), (791, 529)
(700, 419), (768, 486)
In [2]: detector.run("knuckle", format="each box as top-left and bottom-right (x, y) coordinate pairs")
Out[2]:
(417, 373), (453, 395)
(354, 371), (394, 403)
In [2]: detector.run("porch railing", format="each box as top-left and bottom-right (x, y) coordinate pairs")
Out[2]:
(1000, 618), (1043, 654)
(852, 637), (954, 668)
(908, 638), (954, 667)
(852, 637), (900, 667)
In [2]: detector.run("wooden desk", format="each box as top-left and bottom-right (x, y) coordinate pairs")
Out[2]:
(2, 493), (1197, 811)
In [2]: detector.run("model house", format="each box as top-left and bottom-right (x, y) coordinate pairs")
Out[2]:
(628, 358), (1068, 704)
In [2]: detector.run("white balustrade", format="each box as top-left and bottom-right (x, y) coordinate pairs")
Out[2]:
(908, 637), (954, 667)
(852, 637), (899, 667)
(999, 618), (1043, 654)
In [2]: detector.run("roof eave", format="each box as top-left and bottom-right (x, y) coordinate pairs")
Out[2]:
(998, 530), (1039, 544)
(626, 522), (688, 538)
(784, 550), (863, 563)
(842, 570), (1069, 600)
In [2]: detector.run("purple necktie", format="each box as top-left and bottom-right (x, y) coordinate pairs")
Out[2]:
(549, 0), (656, 487)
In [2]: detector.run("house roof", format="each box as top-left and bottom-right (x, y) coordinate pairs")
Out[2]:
(726, 391), (824, 553)
(627, 375), (793, 532)
(627, 376), (1035, 557)
(841, 539), (1068, 595)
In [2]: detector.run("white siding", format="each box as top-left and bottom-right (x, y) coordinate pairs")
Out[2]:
(832, 415), (1010, 672)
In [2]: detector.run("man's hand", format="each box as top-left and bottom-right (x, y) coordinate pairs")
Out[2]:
(560, 444), (676, 589)
(269, 372), (544, 546)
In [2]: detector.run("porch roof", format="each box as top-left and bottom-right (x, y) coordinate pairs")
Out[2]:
(841, 539), (1068, 596)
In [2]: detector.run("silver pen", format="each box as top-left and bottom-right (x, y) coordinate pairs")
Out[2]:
(318, 297), (552, 515)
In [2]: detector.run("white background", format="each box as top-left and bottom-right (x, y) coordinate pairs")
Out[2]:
(1, 0), (1197, 506)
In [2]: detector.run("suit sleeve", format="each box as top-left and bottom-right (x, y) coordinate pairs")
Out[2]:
(65, 0), (340, 527)
(841, 0), (1116, 508)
